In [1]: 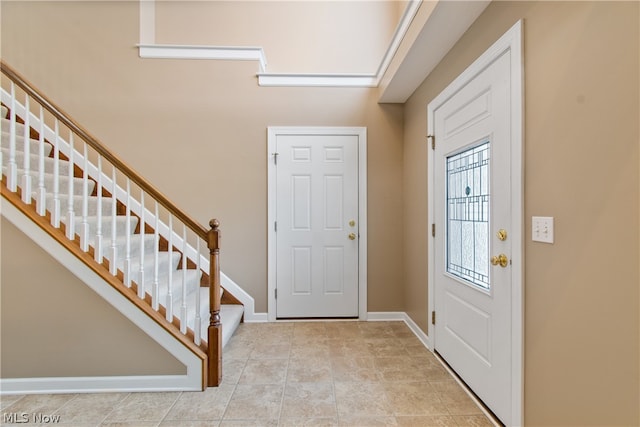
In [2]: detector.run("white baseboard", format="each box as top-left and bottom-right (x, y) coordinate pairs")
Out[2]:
(0, 375), (201, 395)
(243, 312), (268, 323)
(368, 311), (432, 350)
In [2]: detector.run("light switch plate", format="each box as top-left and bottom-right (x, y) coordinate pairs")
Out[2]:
(532, 216), (554, 243)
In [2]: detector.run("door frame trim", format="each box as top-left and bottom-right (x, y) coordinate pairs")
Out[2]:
(267, 126), (368, 322)
(427, 20), (524, 426)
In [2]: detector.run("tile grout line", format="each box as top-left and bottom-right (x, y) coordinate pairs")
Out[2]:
(97, 392), (131, 426)
(277, 328), (293, 424)
(157, 390), (183, 425)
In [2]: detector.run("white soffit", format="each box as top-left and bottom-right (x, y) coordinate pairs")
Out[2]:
(378, 0), (492, 103)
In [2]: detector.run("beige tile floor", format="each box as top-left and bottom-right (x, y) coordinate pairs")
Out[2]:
(0, 321), (495, 427)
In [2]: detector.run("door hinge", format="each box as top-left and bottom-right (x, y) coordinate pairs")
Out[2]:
(272, 152), (279, 165)
(432, 223), (436, 237)
(432, 311), (436, 325)
(427, 134), (435, 150)
(274, 221), (277, 232)
(275, 288), (277, 299)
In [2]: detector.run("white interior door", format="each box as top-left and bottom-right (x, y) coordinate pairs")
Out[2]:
(429, 22), (523, 426)
(273, 132), (360, 318)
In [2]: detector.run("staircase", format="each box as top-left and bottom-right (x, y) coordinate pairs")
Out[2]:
(0, 62), (243, 389)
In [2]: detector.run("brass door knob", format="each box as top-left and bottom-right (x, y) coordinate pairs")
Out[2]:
(491, 254), (508, 268)
(348, 233), (357, 240)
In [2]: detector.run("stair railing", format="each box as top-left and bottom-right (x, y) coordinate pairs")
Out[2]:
(0, 61), (223, 386)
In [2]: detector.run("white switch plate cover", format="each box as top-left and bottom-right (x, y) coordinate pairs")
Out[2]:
(532, 216), (554, 243)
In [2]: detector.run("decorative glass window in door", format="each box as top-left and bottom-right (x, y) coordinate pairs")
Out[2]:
(446, 141), (490, 289)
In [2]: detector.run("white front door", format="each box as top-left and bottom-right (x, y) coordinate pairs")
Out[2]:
(428, 22), (523, 426)
(270, 129), (362, 318)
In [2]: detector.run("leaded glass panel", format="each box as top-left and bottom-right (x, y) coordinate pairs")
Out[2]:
(446, 141), (490, 289)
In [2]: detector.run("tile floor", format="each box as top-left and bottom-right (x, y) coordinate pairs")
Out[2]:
(0, 321), (494, 427)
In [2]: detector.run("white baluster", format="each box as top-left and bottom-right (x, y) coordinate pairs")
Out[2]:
(180, 224), (188, 334)
(66, 133), (75, 240)
(79, 142), (90, 251)
(138, 191), (146, 299)
(124, 178), (132, 287)
(36, 105), (46, 216)
(152, 201), (160, 311)
(109, 165), (118, 276)
(21, 95), (32, 204)
(194, 238), (202, 345)
(7, 83), (18, 192)
(51, 119), (61, 227)
(166, 215), (174, 322)
(95, 156), (103, 263)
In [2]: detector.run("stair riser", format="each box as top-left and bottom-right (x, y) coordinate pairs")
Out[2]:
(20, 172), (95, 196)
(2, 150), (73, 176)
(1, 132), (53, 157)
(44, 194), (116, 216)
(78, 216), (140, 242)
(116, 252), (182, 286)
(1, 118), (28, 135)
(152, 270), (203, 305)
(49, 175), (96, 196)
(107, 233), (164, 257)
(2, 166), (95, 196)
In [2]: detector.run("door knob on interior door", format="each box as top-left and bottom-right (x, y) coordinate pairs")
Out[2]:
(491, 254), (508, 267)
(348, 232), (357, 240)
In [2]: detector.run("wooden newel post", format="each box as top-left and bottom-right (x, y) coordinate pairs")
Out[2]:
(207, 218), (222, 386)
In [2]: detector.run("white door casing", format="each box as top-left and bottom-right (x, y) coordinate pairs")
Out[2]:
(268, 127), (367, 320)
(427, 21), (523, 426)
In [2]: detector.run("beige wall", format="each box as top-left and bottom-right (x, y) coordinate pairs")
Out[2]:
(156, 1), (401, 73)
(2, 1), (638, 423)
(1, 218), (185, 377)
(403, 1), (639, 425)
(0, 0), (405, 314)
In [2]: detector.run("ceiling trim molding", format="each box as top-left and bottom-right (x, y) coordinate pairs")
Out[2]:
(137, 0), (420, 89)
(138, 44), (267, 73)
(257, 73), (377, 88)
(374, 0), (422, 80)
(136, 0), (490, 98)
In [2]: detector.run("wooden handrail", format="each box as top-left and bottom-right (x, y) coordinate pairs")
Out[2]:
(0, 60), (208, 240)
